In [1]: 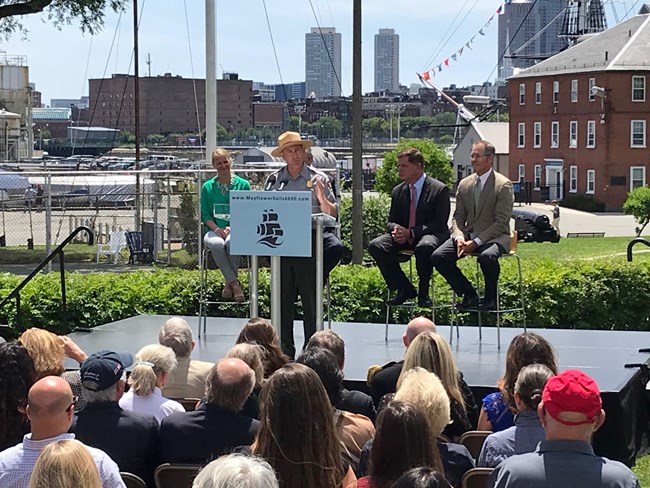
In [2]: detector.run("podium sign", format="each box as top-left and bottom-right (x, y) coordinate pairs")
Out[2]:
(230, 191), (312, 257)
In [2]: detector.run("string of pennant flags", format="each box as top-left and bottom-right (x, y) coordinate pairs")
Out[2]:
(419, 4), (503, 81)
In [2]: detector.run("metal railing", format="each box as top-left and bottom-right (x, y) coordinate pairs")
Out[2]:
(0, 226), (94, 329)
(627, 237), (650, 262)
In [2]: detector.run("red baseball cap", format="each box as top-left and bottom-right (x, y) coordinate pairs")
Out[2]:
(542, 369), (602, 426)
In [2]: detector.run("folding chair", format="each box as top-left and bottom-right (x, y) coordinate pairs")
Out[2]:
(458, 430), (492, 461)
(120, 472), (147, 488)
(171, 397), (201, 412)
(154, 464), (203, 488)
(461, 468), (494, 488)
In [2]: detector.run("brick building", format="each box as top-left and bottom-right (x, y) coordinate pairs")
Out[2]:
(508, 14), (650, 210)
(88, 73), (253, 137)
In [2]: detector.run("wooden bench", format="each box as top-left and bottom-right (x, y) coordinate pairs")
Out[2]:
(566, 232), (605, 238)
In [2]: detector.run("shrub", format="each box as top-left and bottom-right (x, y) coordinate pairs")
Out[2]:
(562, 194), (606, 212)
(339, 194), (390, 262)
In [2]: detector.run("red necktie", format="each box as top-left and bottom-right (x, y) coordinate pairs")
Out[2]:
(409, 185), (417, 229)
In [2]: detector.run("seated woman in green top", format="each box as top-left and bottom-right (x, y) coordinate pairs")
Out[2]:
(201, 148), (251, 302)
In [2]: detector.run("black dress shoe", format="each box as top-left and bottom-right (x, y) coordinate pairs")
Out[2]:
(386, 287), (417, 306)
(418, 295), (433, 308)
(479, 298), (497, 311)
(457, 293), (479, 311)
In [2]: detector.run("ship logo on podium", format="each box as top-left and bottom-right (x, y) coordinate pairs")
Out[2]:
(257, 209), (284, 248)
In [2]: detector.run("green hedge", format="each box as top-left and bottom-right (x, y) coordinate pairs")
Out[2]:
(1, 256), (650, 336)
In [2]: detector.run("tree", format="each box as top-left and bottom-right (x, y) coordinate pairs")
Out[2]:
(374, 139), (454, 194)
(623, 186), (650, 236)
(0, 0), (128, 39)
(118, 130), (135, 144)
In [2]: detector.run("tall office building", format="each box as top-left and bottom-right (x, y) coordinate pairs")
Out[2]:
(374, 28), (399, 93)
(305, 27), (342, 98)
(497, 0), (567, 81)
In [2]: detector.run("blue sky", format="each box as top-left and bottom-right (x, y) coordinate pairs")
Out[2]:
(0, 0), (627, 105)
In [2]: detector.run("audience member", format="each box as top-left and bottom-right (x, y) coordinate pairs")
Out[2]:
(296, 347), (375, 472)
(28, 439), (102, 488)
(235, 318), (289, 378)
(0, 341), (37, 451)
(252, 363), (356, 487)
(392, 467), (453, 488)
(369, 316), (436, 406)
(160, 358), (259, 464)
(357, 401), (445, 488)
(478, 332), (558, 432)
(72, 350), (159, 487)
(192, 453), (279, 488)
(478, 364), (553, 467)
(385, 331), (475, 439)
(306, 329), (376, 421)
(158, 317), (213, 398)
(226, 343), (265, 419)
(19, 328), (88, 410)
(0, 376), (124, 488)
(487, 369), (640, 488)
(119, 344), (185, 423)
(368, 148), (450, 308)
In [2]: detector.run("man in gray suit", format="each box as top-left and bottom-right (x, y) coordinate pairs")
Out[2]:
(431, 140), (514, 311)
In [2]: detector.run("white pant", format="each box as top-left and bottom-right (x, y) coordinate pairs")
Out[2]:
(204, 231), (240, 283)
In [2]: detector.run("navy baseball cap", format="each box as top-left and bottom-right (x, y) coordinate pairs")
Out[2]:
(80, 350), (133, 392)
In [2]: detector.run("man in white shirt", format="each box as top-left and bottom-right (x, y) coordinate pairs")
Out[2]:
(0, 376), (125, 488)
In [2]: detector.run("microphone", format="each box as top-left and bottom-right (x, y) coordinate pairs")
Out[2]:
(264, 174), (277, 191)
(278, 179), (289, 191)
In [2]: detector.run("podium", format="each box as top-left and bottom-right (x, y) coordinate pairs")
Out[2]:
(230, 191), (333, 342)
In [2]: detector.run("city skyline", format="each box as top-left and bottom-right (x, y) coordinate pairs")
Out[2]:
(0, 0), (625, 105)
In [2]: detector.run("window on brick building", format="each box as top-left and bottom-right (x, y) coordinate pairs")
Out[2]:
(571, 79), (578, 102)
(632, 76), (646, 102)
(519, 83), (525, 105)
(631, 120), (646, 147)
(630, 166), (646, 191)
(535, 82), (541, 104)
(586, 121), (596, 148)
(569, 121), (578, 148)
(589, 78), (596, 101)
(518, 164), (525, 182)
(586, 169), (595, 194)
(534, 122), (541, 148)
(518, 123), (525, 147)
(551, 121), (559, 148)
(553, 81), (559, 103)
(569, 165), (578, 193)
(534, 164), (541, 189)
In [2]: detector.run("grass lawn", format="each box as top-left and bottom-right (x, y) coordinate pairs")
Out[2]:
(633, 455), (650, 486)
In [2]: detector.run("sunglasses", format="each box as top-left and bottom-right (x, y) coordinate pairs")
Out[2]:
(66, 396), (79, 412)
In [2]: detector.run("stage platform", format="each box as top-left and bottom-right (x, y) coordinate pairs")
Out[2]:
(67, 315), (650, 466)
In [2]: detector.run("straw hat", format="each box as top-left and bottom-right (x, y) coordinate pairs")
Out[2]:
(271, 131), (313, 157)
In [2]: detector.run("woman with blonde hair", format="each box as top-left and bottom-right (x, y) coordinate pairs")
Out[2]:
(28, 439), (102, 488)
(202, 148), (251, 302)
(119, 344), (185, 423)
(394, 331), (475, 439)
(226, 343), (265, 419)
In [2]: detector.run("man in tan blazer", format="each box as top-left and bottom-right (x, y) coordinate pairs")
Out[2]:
(431, 140), (514, 311)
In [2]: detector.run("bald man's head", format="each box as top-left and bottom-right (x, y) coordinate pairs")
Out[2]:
(404, 317), (437, 347)
(27, 376), (75, 439)
(206, 358), (255, 413)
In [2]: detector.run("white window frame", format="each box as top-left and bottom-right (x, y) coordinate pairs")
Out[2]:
(551, 121), (559, 148)
(630, 166), (646, 191)
(518, 164), (525, 183)
(571, 79), (578, 102)
(586, 169), (595, 194)
(517, 122), (525, 148)
(535, 82), (541, 104)
(589, 78), (596, 102)
(569, 121), (578, 148)
(553, 80), (559, 103)
(533, 121), (541, 148)
(586, 120), (596, 148)
(632, 76), (646, 102)
(631, 120), (647, 148)
(569, 165), (578, 193)
(534, 164), (542, 189)
(519, 83), (525, 105)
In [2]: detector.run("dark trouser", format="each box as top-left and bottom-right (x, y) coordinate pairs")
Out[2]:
(280, 231), (343, 358)
(431, 238), (505, 301)
(368, 233), (443, 294)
